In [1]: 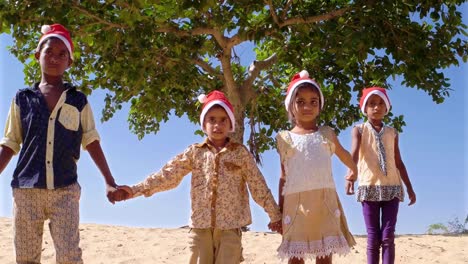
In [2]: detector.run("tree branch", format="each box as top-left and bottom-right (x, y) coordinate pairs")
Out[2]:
(227, 35), (243, 49)
(72, 4), (127, 29)
(267, 72), (281, 88)
(264, 0), (280, 26)
(155, 24), (235, 71)
(193, 57), (222, 79)
(279, 7), (350, 28)
(281, 0), (294, 21)
(241, 53), (278, 104)
(154, 26), (228, 48)
(155, 26), (212, 36)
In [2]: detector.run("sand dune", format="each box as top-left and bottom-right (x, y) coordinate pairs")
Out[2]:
(0, 217), (466, 263)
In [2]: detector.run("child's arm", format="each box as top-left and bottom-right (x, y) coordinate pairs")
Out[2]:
(394, 133), (416, 205)
(271, 163), (286, 234)
(345, 126), (362, 194)
(0, 99), (23, 175)
(278, 163), (286, 214)
(0, 146), (14, 174)
(86, 140), (118, 203)
(80, 101), (117, 202)
(243, 150), (282, 226)
(329, 128), (358, 194)
(129, 147), (193, 198)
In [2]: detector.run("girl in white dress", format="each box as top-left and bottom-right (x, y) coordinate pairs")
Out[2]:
(276, 70), (357, 264)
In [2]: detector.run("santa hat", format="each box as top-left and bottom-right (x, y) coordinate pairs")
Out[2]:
(36, 24), (74, 59)
(359, 87), (391, 116)
(284, 70), (324, 112)
(198, 90), (235, 132)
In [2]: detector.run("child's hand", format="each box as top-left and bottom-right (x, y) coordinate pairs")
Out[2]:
(345, 180), (355, 195)
(113, 185), (133, 202)
(407, 188), (416, 206)
(345, 169), (357, 182)
(106, 184), (118, 204)
(268, 220), (282, 234)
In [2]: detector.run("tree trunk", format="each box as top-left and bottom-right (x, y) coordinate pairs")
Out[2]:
(230, 108), (245, 143)
(224, 84), (245, 144)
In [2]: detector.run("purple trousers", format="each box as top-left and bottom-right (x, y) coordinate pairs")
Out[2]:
(362, 198), (399, 264)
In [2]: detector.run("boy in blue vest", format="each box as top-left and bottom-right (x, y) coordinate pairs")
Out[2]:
(0, 24), (119, 264)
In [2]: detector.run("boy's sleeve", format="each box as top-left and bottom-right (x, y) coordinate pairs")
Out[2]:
(131, 145), (194, 198)
(0, 99), (23, 154)
(80, 102), (100, 149)
(242, 148), (282, 223)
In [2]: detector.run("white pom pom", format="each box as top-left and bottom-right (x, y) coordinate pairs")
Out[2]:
(198, 94), (207, 103)
(299, 70), (309, 78)
(41, 25), (52, 34)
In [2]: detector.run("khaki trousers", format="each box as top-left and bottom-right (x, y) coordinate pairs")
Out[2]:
(13, 183), (83, 264)
(189, 227), (243, 264)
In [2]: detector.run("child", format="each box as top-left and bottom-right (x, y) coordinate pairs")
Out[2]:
(276, 70), (357, 264)
(0, 24), (120, 263)
(348, 87), (416, 264)
(112, 90), (282, 264)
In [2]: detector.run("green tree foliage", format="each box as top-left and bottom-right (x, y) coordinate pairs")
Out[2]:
(0, 1), (466, 161)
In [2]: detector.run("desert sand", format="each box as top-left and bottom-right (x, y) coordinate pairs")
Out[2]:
(0, 217), (466, 263)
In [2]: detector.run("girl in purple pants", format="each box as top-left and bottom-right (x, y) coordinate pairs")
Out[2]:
(346, 87), (416, 264)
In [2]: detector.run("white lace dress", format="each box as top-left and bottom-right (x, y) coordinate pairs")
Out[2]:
(276, 128), (355, 260)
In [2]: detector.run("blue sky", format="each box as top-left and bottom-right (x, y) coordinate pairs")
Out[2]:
(1, 12), (466, 234)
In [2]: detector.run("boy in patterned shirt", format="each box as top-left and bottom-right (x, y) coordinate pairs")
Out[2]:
(0, 24), (120, 263)
(113, 90), (282, 264)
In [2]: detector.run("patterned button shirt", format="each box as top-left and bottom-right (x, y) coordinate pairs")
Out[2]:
(131, 138), (282, 230)
(1, 83), (100, 189)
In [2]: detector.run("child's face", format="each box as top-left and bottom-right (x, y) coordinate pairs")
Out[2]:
(292, 86), (320, 124)
(203, 106), (231, 142)
(365, 94), (387, 119)
(35, 38), (72, 77)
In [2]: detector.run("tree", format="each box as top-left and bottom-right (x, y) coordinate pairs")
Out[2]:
(0, 1), (466, 161)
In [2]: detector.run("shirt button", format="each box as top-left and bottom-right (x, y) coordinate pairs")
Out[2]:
(47, 161), (50, 164)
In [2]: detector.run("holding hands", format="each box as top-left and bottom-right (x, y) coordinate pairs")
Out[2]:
(345, 169), (357, 195)
(108, 185), (133, 203)
(268, 220), (282, 234)
(345, 180), (355, 195)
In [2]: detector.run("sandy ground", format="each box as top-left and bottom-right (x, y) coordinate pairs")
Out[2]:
(0, 217), (466, 263)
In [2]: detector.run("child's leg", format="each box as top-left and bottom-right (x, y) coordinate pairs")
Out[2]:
(380, 198), (399, 264)
(288, 257), (304, 264)
(316, 254), (332, 264)
(189, 228), (214, 264)
(13, 188), (47, 264)
(48, 183), (83, 264)
(213, 228), (243, 264)
(362, 201), (382, 264)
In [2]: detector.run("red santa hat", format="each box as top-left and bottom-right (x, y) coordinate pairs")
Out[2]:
(36, 24), (74, 59)
(359, 87), (391, 116)
(284, 70), (324, 112)
(198, 90), (235, 132)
